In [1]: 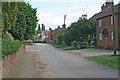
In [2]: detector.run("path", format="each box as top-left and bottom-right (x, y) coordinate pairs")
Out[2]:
(9, 50), (36, 78)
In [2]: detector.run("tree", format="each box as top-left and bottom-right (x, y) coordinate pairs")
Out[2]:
(37, 24), (41, 34)
(63, 19), (96, 45)
(42, 24), (45, 31)
(9, 11), (26, 41)
(17, 2), (38, 40)
(2, 2), (18, 38)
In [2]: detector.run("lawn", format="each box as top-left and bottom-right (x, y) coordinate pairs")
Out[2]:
(86, 55), (119, 70)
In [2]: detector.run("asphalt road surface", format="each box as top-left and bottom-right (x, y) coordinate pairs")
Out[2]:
(27, 43), (118, 78)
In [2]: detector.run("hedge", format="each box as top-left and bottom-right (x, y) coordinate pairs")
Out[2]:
(2, 39), (22, 58)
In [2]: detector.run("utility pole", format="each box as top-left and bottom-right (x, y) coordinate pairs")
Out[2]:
(112, 0), (116, 55)
(64, 15), (66, 25)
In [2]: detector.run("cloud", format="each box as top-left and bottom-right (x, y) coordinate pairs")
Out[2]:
(31, 0), (119, 29)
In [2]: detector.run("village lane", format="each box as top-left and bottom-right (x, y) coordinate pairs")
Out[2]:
(27, 43), (118, 78)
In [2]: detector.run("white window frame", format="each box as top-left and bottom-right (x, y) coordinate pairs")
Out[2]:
(99, 20), (102, 27)
(111, 32), (113, 40)
(99, 33), (102, 40)
(111, 16), (115, 24)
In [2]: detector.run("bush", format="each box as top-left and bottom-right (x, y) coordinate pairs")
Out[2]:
(4, 32), (14, 41)
(0, 38), (2, 58)
(2, 39), (22, 57)
(81, 41), (90, 48)
(76, 41), (82, 49)
(71, 41), (77, 48)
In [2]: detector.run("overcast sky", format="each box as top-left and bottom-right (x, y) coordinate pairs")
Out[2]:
(26, 0), (119, 30)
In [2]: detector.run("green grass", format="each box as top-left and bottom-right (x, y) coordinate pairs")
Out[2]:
(64, 47), (79, 50)
(54, 44), (71, 49)
(86, 55), (119, 70)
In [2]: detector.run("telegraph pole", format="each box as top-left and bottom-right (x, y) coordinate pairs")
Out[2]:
(64, 15), (66, 25)
(112, 0), (116, 55)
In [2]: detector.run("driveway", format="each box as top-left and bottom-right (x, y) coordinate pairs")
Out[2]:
(27, 43), (118, 78)
(72, 48), (119, 57)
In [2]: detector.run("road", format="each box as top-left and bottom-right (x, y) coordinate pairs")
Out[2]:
(27, 43), (118, 78)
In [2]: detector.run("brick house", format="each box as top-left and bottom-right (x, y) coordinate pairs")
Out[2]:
(52, 24), (66, 43)
(91, 1), (120, 49)
(46, 28), (54, 43)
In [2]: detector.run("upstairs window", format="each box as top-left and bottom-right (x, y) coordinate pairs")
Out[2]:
(99, 33), (102, 40)
(99, 20), (102, 27)
(111, 16), (115, 24)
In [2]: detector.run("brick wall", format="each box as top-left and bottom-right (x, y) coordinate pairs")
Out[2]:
(0, 44), (26, 79)
(97, 14), (118, 49)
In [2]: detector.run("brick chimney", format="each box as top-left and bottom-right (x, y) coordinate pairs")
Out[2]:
(58, 26), (60, 29)
(105, 0), (112, 8)
(49, 27), (52, 31)
(101, 4), (106, 11)
(62, 24), (66, 29)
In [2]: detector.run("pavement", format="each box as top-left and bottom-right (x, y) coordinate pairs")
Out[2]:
(71, 48), (119, 57)
(8, 51), (36, 78)
(26, 43), (118, 78)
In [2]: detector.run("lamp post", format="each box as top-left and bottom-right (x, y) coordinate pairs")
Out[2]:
(111, 0), (116, 56)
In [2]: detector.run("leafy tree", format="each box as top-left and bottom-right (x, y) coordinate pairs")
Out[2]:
(63, 19), (96, 45)
(17, 2), (38, 40)
(2, 2), (18, 38)
(9, 11), (26, 41)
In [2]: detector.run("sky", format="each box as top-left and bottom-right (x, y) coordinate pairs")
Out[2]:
(25, 0), (119, 30)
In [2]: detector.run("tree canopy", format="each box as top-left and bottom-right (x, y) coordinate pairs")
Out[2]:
(17, 2), (38, 40)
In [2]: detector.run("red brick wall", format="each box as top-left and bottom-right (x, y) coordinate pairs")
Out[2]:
(0, 44), (26, 78)
(97, 14), (118, 49)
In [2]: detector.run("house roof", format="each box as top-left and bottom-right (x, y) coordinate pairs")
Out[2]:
(90, 3), (120, 20)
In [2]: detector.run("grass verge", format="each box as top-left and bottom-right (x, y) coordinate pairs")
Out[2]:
(64, 47), (79, 50)
(86, 55), (119, 70)
(48, 43), (79, 50)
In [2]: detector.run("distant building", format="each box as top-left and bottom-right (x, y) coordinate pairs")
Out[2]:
(91, 0), (120, 49)
(79, 14), (87, 20)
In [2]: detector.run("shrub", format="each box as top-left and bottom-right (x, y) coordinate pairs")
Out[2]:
(4, 32), (14, 41)
(71, 41), (77, 48)
(0, 38), (2, 58)
(81, 41), (90, 48)
(2, 39), (22, 57)
(76, 41), (82, 49)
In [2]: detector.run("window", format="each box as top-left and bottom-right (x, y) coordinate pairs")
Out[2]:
(111, 32), (113, 40)
(99, 20), (102, 27)
(111, 16), (115, 24)
(99, 33), (102, 40)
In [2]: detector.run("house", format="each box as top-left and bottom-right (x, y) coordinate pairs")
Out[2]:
(52, 24), (66, 43)
(41, 30), (49, 41)
(91, 0), (120, 49)
(46, 28), (54, 43)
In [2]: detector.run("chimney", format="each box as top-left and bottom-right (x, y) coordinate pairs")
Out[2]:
(58, 26), (60, 29)
(105, 0), (112, 8)
(101, 4), (106, 11)
(82, 14), (87, 19)
(62, 24), (66, 29)
(49, 27), (52, 31)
